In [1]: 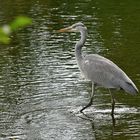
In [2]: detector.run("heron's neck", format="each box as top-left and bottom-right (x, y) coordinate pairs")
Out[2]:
(75, 30), (87, 61)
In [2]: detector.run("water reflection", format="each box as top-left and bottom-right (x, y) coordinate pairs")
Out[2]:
(0, 0), (140, 140)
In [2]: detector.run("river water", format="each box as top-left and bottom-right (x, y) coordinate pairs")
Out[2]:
(0, 0), (140, 140)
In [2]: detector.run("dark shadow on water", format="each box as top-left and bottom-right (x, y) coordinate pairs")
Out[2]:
(78, 111), (117, 140)
(111, 113), (116, 140)
(77, 112), (96, 138)
(111, 113), (116, 127)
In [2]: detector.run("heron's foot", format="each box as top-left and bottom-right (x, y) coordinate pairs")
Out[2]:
(80, 99), (93, 113)
(111, 110), (114, 118)
(111, 100), (115, 116)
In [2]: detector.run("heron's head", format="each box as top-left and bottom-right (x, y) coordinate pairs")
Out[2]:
(58, 22), (87, 33)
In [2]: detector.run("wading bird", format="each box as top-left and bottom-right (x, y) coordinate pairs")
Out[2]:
(58, 22), (138, 115)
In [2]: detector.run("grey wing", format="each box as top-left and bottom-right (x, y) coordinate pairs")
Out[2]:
(81, 54), (138, 93)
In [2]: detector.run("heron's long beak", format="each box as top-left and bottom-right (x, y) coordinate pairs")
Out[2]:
(57, 26), (74, 33)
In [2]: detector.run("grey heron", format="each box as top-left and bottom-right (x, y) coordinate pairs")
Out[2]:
(58, 22), (139, 115)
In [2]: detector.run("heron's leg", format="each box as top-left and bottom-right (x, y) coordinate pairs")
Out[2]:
(109, 89), (115, 116)
(80, 83), (95, 113)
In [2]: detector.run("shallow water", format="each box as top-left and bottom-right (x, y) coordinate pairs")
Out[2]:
(0, 0), (140, 140)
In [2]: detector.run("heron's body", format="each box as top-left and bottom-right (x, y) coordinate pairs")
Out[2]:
(78, 53), (137, 94)
(58, 22), (138, 114)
